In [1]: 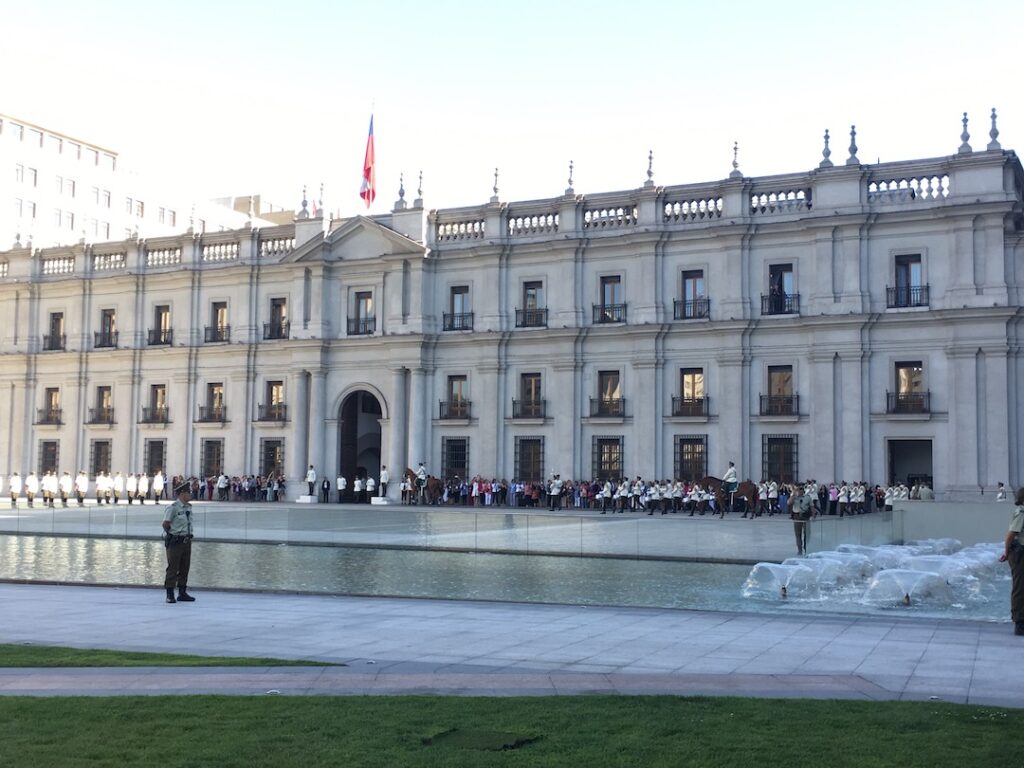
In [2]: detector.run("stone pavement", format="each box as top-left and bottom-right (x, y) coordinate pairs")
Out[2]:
(0, 583), (1019, 707)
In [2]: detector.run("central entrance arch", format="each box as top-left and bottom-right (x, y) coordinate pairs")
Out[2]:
(338, 390), (383, 501)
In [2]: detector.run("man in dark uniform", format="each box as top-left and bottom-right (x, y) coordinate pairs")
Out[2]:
(791, 486), (817, 556)
(162, 481), (196, 604)
(999, 486), (1024, 636)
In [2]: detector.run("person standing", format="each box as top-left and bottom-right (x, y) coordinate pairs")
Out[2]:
(152, 470), (165, 502)
(113, 472), (125, 504)
(379, 465), (389, 498)
(998, 486), (1024, 635)
(548, 474), (563, 511)
(42, 471), (56, 508)
(320, 477), (331, 503)
(25, 471), (38, 508)
(9, 472), (20, 507)
(162, 481), (196, 604)
(353, 476), (364, 504)
(305, 465), (317, 497)
(336, 474), (346, 503)
(366, 476), (376, 500)
(59, 471), (72, 508)
(722, 462), (738, 515)
(138, 473), (150, 504)
(75, 471), (88, 506)
(791, 486), (816, 556)
(125, 472), (138, 505)
(997, 482), (1008, 501)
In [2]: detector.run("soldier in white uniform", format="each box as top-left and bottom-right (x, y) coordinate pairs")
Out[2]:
(379, 466), (389, 498)
(74, 471), (89, 506)
(366, 476), (376, 500)
(126, 473), (138, 504)
(42, 470), (58, 508)
(9, 473), (21, 507)
(336, 474), (346, 503)
(113, 472), (125, 504)
(59, 471), (73, 507)
(138, 473), (150, 504)
(25, 471), (39, 508)
(152, 470), (165, 502)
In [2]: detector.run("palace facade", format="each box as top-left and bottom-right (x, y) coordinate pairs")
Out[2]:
(1, 134), (1022, 499)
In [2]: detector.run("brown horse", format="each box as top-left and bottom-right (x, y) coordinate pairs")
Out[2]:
(405, 467), (443, 505)
(701, 476), (759, 518)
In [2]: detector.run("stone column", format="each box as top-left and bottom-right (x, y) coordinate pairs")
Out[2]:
(388, 367), (408, 496)
(287, 370), (309, 488)
(309, 370), (326, 477)
(408, 368), (428, 470)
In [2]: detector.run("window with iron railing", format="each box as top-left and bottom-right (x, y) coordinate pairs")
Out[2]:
(515, 308), (548, 327)
(204, 324), (230, 342)
(263, 320), (290, 340)
(886, 285), (929, 308)
(673, 297), (710, 320)
(256, 403), (288, 421)
(87, 406), (115, 424)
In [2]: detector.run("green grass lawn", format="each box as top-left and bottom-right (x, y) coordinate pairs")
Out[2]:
(0, 695), (1017, 767)
(0, 643), (336, 667)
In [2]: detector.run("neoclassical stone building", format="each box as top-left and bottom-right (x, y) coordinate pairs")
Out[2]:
(1, 128), (1022, 498)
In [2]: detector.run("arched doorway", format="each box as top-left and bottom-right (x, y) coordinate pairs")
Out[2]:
(338, 390), (382, 501)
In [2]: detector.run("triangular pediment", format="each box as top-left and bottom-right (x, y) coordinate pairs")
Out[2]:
(282, 216), (424, 263)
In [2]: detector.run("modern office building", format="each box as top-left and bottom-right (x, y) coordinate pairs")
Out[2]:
(0, 124), (1020, 499)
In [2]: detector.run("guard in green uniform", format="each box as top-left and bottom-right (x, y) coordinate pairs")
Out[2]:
(999, 487), (1024, 635)
(162, 481), (196, 604)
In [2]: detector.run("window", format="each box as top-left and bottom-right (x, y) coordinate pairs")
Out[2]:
(92, 186), (100, 204)
(762, 434), (798, 484)
(265, 298), (288, 339)
(99, 308), (117, 346)
(28, 168), (37, 187)
(889, 360), (929, 413)
(143, 439), (166, 476)
(39, 440), (60, 476)
(762, 365), (797, 415)
(207, 301), (229, 342)
(149, 305), (171, 345)
(517, 280), (547, 327)
(595, 275), (625, 322)
(143, 384), (168, 423)
(125, 197), (133, 214)
(90, 440), (112, 476)
(593, 370), (623, 416)
(168, 210), (176, 227)
(514, 437), (544, 483)
(151, 384), (167, 410)
(102, 190), (111, 209)
(14, 198), (22, 218)
(349, 291), (375, 334)
(39, 387), (61, 424)
(45, 312), (64, 350)
(260, 380), (286, 421)
(444, 286), (472, 330)
(450, 285), (469, 314)
(55, 175), (63, 194)
(202, 383), (225, 421)
(91, 386), (113, 424)
(443, 375), (469, 419)
(515, 372), (544, 418)
(674, 435), (708, 481)
(64, 211), (74, 230)
(267, 381), (284, 404)
(15, 164), (23, 183)
(158, 207), (166, 224)
(135, 200), (144, 217)
(66, 179), (76, 198)
(441, 437), (469, 481)
(592, 436), (623, 481)
(87, 148), (98, 165)
(889, 254), (927, 308)
(674, 368), (707, 416)
(201, 439), (225, 477)
(764, 263), (797, 314)
(676, 270), (709, 319)
(260, 438), (285, 478)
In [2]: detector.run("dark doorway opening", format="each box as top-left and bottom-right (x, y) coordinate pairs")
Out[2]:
(887, 439), (932, 488)
(338, 391), (382, 501)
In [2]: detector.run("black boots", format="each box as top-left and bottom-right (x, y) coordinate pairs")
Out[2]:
(166, 588), (176, 604)
(177, 588), (196, 602)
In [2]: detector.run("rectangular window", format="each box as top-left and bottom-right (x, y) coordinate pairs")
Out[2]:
(90, 439), (112, 476)
(600, 275), (622, 306)
(762, 365), (796, 415)
(66, 179), (75, 198)
(523, 281), (544, 309)
(135, 200), (144, 217)
(520, 372), (542, 401)
(68, 142), (81, 159)
(125, 197), (133, 214)
(28, 168), (37, 187)
(592, 436), (623, 481)
(201, 439), (225, 478)
(450, 285), (469, 315)
(212, 301), (228, 329)
(39, 440), (60, 476)
(44, 387), (60, 412)
(445, 375), (469, 418)
(349, 290), (375, 334)
(889, 360), (929, 413)
(151, 384), (167, 409)
(143, 439), (166, 476)
(514, 437), (544, 483)
(55, 175), (63, 194)
(168, 210), (176, 227)
(100, 308), (116, 343)
(204, 383), (225, 421)
(890, 254), (926, 308)
(64, 211), (74, 230)
(155, 304), (170, 330)
(895, 361), (923, 394)
(158, 207), (166, 224)
(260, 438), (285, 478)
(271, 298), (287, 322)
(674, 435), (708, 481)
(441, 437), (470, 481)
(102, 190), (111, 209)
(762, 434), (798, 484)
(765, 263), (796, 314)
(92, 186), (100, 204)
(768, 365), (793, 396)
(29, 128), (43, 147)
(676, 269), (709, 319)
(15, 164), (23, 183)
(97, 386), (112, 410)
(680, 368), (704, 399)
(267, 380), (284, 404)
(598, 370), (621, 400)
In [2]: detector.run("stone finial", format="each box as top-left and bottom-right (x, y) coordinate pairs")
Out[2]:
(414, 171), (424, 208)
(490, 167), (499, 203)
(247, 195), (255, 223)
(565, 160), (574, 195)
(298, 186), (309, 220)
(819, 129), (834, 168)
(394, 173), (407, 211)
(988, 108), (1001, 151)
(14, 232), (21, 248)
(845, 125), (859, 166)
(729, 141), (742, 179)
(188, 204), (196, 233)
(644, 150), (654, 188)
(958, 112), (972, 154)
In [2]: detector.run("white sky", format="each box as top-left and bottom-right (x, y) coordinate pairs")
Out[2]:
(3, 0), (1019, 215)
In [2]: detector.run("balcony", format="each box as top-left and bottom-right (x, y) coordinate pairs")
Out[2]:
(761, 293), (800, 315)
(673, 298), (710, 320)
(35, 408), (62, 425)
(94, 331), (119, 348)
(512, 399), (546, 419)
(347, 316), (376, 335)
(140, 406), (170, 424)
(204, 325), (231, 343)
(759, 394), (799, 416)
(256, 403), (288, 421)
(671, 396), (709, 417)
(87, 407), (115, 425)
(887, 390), (931, 414)
(887, 285), (930, 309)
(593, 303), (626, 324)
(263, 321), (290, 340)
(439, 400), (471, 420)
(590, 397), (625, 417)
(147, 328), (173, 346)
(42, 334), (66, 351)
(515, 308), (548, 328)
(443, 312), (474, 331)
(197, 405), (227, 422)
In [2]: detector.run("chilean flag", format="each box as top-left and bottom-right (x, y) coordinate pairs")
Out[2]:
(359, 115), (376, 208)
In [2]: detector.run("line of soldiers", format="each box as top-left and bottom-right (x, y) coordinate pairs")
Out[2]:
(3, 470), (167, 508)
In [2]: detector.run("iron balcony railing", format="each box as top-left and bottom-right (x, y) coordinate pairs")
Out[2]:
(439, 400), (471, 420)
(515, 308), (548, 328)
(42, 334), (66, 351)
(443, 312), (474, 331)
(204, 325), (230, 343)
(887, 390), (931, 414)
(140, 406), (170, 424)
(886, 285), (930, 308)
(673, 298), (710, 320)
(761, 293), (800, 315)
(198, 405), (227, 422)
(263, 321), (290, 340)
(512, 399), (546, 419)
(147, 328), (173, 346)
(94, 331), (118, 348)
(88, 407), (115, 424)
(760, 394), (799, 416)
(593, 303), (626, 324)
(347, 316), (376, 335)
(256, 403), (288, 421)
(35, 408), (62, 425)
(590, 397), (625, 417)
(671, 396), (709, 417)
